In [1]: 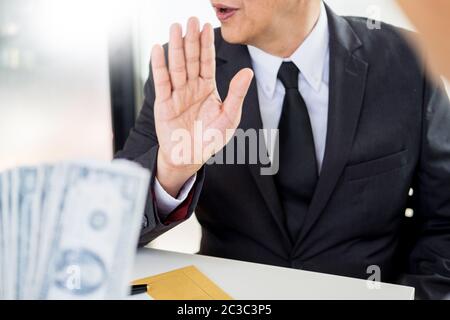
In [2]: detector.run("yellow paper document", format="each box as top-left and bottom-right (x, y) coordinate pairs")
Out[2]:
(132, 266), (232, 300)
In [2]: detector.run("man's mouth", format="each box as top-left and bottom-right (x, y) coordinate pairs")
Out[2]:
(214, 4), (239, 22)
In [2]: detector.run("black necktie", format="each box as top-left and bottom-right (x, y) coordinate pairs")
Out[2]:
(274, 62), (318, 242)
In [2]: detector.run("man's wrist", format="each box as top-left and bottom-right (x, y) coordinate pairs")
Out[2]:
(156, 153), (200, 198)
(154, 173), (197, 217)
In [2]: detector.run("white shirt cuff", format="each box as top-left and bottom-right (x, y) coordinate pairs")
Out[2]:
(154, 174), (197, 218)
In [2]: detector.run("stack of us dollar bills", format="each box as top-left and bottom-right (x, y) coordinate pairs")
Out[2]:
(0, 160), (150, 299)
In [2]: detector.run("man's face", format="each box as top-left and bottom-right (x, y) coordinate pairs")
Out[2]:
(210, 0), (300, 45)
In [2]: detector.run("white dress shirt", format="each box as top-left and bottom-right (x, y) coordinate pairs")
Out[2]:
(155, 2), (330, 217)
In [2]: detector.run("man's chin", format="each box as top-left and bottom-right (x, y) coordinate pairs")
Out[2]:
(220, 27), (248, 45)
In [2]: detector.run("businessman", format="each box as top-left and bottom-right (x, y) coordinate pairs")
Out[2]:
(116, 0), (450, 299)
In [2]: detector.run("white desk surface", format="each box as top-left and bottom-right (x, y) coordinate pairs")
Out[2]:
(132, 248), (414, 300)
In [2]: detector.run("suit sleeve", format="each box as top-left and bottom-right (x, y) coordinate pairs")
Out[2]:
(400, 78), (450, 300)
(114, 58), (205, 247)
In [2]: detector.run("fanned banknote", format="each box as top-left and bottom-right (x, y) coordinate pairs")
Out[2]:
(0, 160), (150, 300)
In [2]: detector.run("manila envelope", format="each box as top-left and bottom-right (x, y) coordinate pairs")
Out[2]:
(132, 265), (232, 300)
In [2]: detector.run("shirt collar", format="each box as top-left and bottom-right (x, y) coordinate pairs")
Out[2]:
(248, 1), (329, 98)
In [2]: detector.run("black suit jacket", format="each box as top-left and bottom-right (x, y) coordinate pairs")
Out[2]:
(116, 6), (450, 299)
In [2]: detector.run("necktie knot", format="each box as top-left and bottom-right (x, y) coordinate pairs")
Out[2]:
(278, 62), (299, 90)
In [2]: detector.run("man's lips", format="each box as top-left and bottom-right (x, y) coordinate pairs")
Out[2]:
(214, 4), (239, 22)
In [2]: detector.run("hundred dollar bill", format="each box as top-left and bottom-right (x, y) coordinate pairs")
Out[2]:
(39, 160), (149, 299)
(32, 164), (67, 299)
(16, 167), (40, 299)
(0, 170), (16, 300)
(0, 172), (5, 299)
(27, 165), (52, 299)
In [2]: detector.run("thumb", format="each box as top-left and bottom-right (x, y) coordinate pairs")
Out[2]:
(222, 68), (254, 124)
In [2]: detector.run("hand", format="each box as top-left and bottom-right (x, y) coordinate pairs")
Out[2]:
(152, 17), (254, 197)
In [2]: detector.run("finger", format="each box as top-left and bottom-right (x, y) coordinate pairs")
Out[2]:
(200, 23), (216, 80)
(169, 23), (187, 89)
(184, 17), (201, 81)
(222, 68), (254, 125)
(151, 44), (171, 102)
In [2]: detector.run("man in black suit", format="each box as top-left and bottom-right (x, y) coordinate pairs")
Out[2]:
(115, 0), (450, 299)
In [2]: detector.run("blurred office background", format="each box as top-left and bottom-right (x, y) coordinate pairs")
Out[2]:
(1, 0), (448, 254)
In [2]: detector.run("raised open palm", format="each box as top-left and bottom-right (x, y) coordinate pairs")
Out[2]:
(152, 18), (253, 195)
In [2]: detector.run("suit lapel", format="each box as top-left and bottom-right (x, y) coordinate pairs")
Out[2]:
(215, 35), (292, 250)
(293, 6), (369, 255)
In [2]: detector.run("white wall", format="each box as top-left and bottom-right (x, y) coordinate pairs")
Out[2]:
(328, 0), (412, 28)
(0, 0), (115, 170)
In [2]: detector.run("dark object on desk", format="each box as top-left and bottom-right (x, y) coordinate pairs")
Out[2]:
(130, 284), (148, 296)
